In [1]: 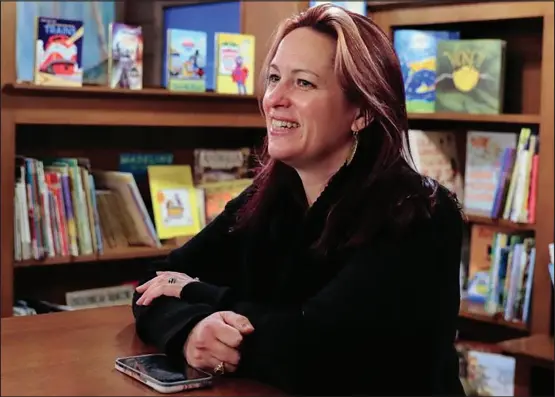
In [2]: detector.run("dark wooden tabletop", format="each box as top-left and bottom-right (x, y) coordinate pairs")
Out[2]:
(1, 305), (285, 396)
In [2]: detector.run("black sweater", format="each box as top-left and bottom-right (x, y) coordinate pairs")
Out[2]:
(132, 164), (465, 396)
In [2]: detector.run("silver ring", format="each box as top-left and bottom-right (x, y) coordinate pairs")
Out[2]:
(168, 277), (176, 284)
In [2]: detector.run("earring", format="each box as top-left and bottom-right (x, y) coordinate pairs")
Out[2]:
(346, 130), (359, 166)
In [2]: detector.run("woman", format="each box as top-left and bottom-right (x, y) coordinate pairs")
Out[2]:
(133, 4), (465, 395)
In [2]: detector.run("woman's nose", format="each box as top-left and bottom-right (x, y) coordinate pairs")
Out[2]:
(266, 83), (291, 108)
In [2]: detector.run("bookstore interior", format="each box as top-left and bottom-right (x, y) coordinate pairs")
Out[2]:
(0, 0), (553, 396)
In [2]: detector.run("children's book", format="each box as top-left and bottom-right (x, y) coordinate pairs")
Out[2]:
(435, 39), (507, 114)
(108, 23), (143, 90)
(215, 33), (255, 95)
(147, 165), (201, 239)
(166, 29), (207, 92)
(393, 29), (460, 113)
(33, 16), (84, 87)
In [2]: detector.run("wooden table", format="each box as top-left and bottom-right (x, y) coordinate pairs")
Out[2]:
(499, 334), (554, 397)
(1, 305), (285, 396)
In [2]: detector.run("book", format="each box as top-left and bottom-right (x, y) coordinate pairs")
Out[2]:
(463, 131), (517, 216)
(166, 29), (207, 92)
(16, 2), (116, 85)
(394, 29), (460, 113)
(435, 39), (507, 114)
(199, 179), (253, 225)
(147, 165), (202, 239)
(108, 23), (143, 90)
(33, 16), (84, 87)
(408, 129), (464, 200)
(215, 33), (255, 95)
(193, 148), (251, 184)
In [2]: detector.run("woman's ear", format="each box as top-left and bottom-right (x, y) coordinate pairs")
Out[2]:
(351, 110), (372, 132)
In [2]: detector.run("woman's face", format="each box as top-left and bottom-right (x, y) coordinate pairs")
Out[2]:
(262, 27), (360, 169)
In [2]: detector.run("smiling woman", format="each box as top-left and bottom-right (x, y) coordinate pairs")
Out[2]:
(132, 3), (466, 396)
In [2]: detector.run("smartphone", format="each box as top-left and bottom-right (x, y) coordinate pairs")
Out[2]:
(115, 353), (213, 394)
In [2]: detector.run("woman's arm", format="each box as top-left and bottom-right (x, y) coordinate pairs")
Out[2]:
(181, 202), (464, 394)
(132, 191), (248, 358)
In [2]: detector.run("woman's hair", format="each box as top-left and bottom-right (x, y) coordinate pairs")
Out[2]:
(235, 4), (455, 251)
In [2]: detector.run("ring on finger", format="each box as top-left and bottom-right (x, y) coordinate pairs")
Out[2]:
(168, 277), (176, 284)
(214, 361), (225, 376)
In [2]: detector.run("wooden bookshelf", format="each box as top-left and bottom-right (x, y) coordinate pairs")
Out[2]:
(460, 299), (528, 331)
(408, 112), (541, 124)
(0, 0), (306, 317)
(371, 0), (554, 339)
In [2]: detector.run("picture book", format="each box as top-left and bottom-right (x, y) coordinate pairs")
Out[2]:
(166, 29), (207, 92)
(199, 179), (253, 225)
(161, 1), (241, 90)
(308, 1), (367, 15)
(463, 131), (517, 215)
(215, 33), (255, 95)
(393, 29), (460, 113)
(108, 23), (143, 90)
(33, 16), (84, 87)
(119, 153), (174, 183)
(466, 350), (515, 396)
(193, 148), (251, 184)
(436, 39), (507, 114)
(408, 129), (464, 201)
(17, 2), (116, 85)
(147, 165), (201, 239)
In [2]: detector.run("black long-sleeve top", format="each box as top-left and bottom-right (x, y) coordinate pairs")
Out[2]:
(132, 162), (466, 396)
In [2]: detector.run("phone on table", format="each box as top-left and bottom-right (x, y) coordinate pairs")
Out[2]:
(115, 353), (213, 394)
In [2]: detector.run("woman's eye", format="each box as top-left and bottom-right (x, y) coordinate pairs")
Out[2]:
(268, 74), (280, 83)
(297, 79), (314, 88)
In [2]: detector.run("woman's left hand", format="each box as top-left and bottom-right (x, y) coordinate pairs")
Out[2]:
(135, 271), (199, 306)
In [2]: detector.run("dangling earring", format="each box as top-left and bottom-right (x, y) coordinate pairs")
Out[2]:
(346, 130), (359, 166)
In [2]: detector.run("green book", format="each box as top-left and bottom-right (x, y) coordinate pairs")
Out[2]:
(435, 39), (507, 114)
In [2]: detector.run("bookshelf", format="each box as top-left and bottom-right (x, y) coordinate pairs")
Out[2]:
(0, 0), (307, 317)
(369, 0), (554, 337)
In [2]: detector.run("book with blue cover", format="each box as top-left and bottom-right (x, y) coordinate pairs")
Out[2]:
(394, 29), (460, 113)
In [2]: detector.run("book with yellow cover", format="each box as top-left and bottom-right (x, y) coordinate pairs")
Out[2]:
(215, 33), (255, 95)
(200, 178), (253, 224)
(147, 165), (201, 239)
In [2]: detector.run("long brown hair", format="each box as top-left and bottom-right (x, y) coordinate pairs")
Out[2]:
(236, 4), (450, 251)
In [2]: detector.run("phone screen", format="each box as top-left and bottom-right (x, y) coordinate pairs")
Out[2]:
(117, 354), (210, 384)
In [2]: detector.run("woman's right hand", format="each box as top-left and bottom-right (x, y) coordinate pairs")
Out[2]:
(184, 311), (254, 374)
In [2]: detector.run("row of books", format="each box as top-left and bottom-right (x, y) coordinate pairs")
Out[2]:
(464, 225), (535, 324)
(409, 127), (539, 224)
(394, 29), (506, 115)
(13, 148), (253, 262)
(32, 16), (255, 95)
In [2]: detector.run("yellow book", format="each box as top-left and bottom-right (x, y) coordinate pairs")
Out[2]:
(147, 165), (201, 239)
(215, 33), (255, 95)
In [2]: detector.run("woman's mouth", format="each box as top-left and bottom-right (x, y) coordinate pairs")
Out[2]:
(269, 118), (301, 135)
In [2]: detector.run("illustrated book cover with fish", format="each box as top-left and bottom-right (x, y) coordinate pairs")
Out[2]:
(394, 29), (460, 113)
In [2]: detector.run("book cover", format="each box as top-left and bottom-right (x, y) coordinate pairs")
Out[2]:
(33, 16), (84, 87)
(408, 129), (464, 201)
(108, 23), (143, 89)
(193, 148), (251, 184)
(463, 131), (517, 215)
(394, 30), (460, 113)
(435, 39), (507, 114)
(215, 33), (255, 95)
(147, 165), (201, 239)
(199, 179), (253, 225)
(16, 2), (115, 85)
(166, 29), (207, 92)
